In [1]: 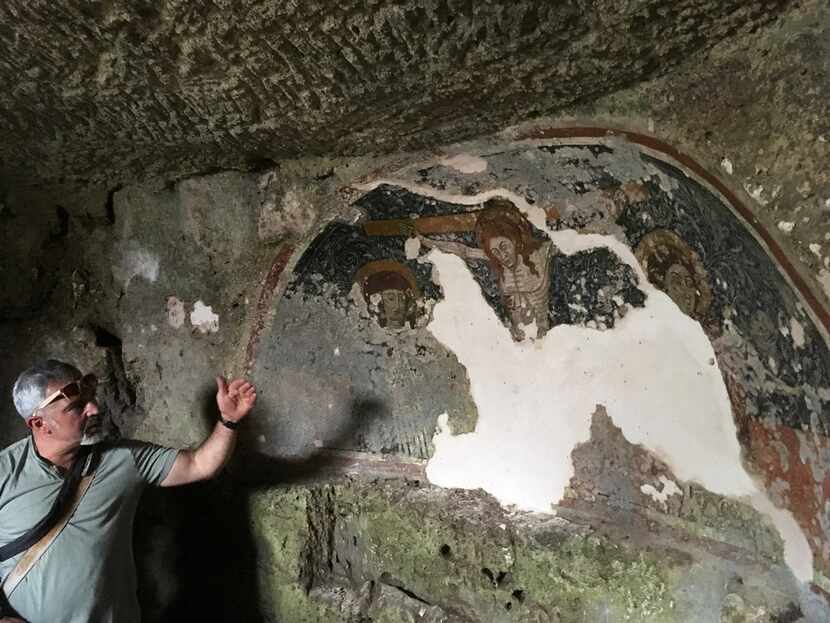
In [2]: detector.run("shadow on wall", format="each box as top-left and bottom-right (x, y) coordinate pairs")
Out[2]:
(134, 382), (385, 622)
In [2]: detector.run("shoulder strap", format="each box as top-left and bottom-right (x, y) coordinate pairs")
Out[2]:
(1, 471), (97, 597)
(0, 445), (100, 563)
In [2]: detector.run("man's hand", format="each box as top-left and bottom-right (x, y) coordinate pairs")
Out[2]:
(161, 376), (257, 486)
(215, 376), (257, 424)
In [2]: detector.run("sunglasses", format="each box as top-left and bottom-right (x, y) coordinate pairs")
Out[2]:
(35, 374), (98, 413)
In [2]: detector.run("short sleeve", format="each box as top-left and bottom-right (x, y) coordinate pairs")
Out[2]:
(126, 441), (180, 486)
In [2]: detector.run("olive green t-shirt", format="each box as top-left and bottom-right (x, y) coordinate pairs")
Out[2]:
(0, 436), (179, 623)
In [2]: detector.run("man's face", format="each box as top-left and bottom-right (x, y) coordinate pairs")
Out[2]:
(487, 235), (518, 269)
(665, 263), (698, 317)
(380, 289), (408, 328)
(37, 377), (102, 446)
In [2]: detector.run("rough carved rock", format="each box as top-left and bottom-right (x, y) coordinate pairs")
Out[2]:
(0, 0), (791, 184)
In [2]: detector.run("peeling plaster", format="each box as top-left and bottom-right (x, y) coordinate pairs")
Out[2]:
(404, 236), (421, 260)
(421, 188), (814, 582)
(641, 476), (682, 509)
(745, 183), (771, 207)
(790, 318), (807, 349)
(439, 153), (488, 174)
(166, 296), (186, 328)
(190, 300), (219, 333)
(720, 157), (734, 175)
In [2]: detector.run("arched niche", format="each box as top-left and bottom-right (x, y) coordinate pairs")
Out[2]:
(243, 129), (830, 585)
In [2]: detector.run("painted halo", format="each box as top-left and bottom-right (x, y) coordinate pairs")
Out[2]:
(635, 229), (713, 321)
(354, 259), (422, 329)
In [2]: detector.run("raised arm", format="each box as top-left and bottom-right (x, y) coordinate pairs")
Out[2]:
(161, 376), (257, 486)
(418, 234), (487, 261)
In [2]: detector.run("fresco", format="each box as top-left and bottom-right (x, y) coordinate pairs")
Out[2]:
(634, 229), (712, 321)
(289, 191), (644, 339)
(250, 139), (830, 583)
(354, 260), (422, 330)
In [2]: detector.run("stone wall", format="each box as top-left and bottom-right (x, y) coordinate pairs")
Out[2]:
(0, 0), (794, 185)
(2, 127), (830, 620)
(563, 0), (830, 327)
(1, 3), (829, 621)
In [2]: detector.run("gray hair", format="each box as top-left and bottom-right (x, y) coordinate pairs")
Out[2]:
(12, 360), (82, 420)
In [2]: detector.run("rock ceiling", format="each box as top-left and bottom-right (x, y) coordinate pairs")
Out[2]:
(0, 0), (793, 185)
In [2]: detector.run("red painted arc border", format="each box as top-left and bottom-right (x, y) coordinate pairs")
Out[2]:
(243, 244), (295, 375)
(514, 125), (830, 337)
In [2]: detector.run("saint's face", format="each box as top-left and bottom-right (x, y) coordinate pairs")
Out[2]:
(665, 263), (698, 317)
(487, 235), (518, 270)
(380, 289), (408, 328)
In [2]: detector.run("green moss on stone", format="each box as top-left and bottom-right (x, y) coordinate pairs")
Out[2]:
(514, 532), (673, 622)
(249, 487), (311, 582)
(248, 482), (732, 622)
(264, 585), (342, 623)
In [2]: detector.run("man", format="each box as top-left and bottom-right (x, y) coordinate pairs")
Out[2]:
(0, 359), (257, 623)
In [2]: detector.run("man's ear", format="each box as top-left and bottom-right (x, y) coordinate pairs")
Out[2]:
(26, 415), (44, 433)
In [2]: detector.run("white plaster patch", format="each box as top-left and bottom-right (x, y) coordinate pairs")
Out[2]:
(641, 476), (682, 509)
(189, 300), (219, 334)
(404, 236), (422, 260)
(425, 250), (749, 504)
(810, 244), (822, 257)
(411, 184), (815, 583)
(166, 296), (186, 329)
(790, 318), (806, 349)
(778, 221), (795, 234)
(439, 154), (488, 174)
(744, 183), (770, 206)
(720, 157), (734, 175)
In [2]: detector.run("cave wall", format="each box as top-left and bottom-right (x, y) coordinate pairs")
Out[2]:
(0, 0), (794, 186)
(563, 0), (830, 331)
(0, 3), (828, 621)
(2, 126), (830, 621)
(243, 137), (830, 583)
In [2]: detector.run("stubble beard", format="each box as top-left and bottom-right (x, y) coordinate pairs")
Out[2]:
(80, 416), (106, 446)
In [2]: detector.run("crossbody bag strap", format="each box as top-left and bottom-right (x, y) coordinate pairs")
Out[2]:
(2, 469), (97, 597)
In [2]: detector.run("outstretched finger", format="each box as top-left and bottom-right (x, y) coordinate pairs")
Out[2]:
(216, 376), (229, 395)
(228, 378), (249, 392)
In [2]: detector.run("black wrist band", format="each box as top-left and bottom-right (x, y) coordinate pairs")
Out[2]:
(219, 416), (240, 430)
